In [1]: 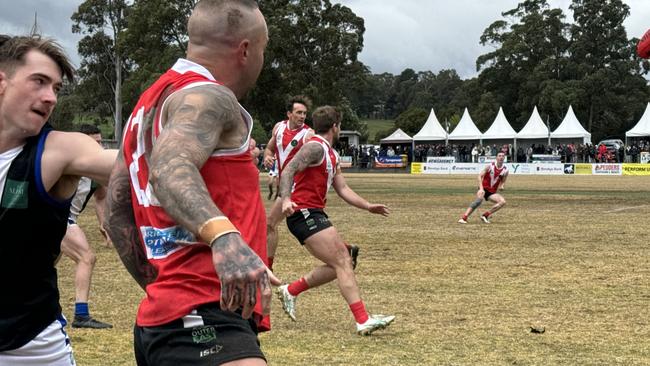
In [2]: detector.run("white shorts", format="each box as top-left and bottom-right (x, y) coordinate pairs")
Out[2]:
(0, 317), (76, 366)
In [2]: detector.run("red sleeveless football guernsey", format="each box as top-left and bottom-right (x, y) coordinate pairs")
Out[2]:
(122, 59), (268, 329)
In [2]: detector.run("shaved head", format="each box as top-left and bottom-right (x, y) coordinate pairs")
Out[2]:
(186, 0), (268, 98)
(188, 0), (262, 49)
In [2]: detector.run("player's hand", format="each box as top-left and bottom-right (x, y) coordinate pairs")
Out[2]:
(281, 198), (297, 216)
(367, 203), (390, 217)
(263, 155), (275, 169)
(211, 233), (282, 318)
(477, 189), (485, 199)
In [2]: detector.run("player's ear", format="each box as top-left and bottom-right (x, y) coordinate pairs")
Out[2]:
(0, 71), (7, 95)
(237, 39), (250, 64)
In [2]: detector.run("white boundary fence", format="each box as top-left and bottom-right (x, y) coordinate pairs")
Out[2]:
(410, 162), (650, 176)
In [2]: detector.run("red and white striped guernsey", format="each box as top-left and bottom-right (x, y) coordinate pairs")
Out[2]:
(290, 135), (339, 210)
(121, 59), (268, 329)
(274, 120), (311, 174)
(482, 162), (508, 193)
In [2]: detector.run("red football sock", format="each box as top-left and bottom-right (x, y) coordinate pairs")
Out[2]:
(483, 211), (491, 217)
(462, 214), (468, 220)
(349, 300), (369, 324)
(287, 277), (309, 297)
(268, 257), (274, 271)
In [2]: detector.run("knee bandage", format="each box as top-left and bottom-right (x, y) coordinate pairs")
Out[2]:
(470, 198), (483, 209)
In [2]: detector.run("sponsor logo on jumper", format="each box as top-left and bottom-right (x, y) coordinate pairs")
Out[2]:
(192, 326), (217, 344)
(141, 225), (194, 259)
(1, 179), (28, 209)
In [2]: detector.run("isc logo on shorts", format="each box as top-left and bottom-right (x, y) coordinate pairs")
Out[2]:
(200, 344), (223, 358)
(140, 225), (195, 259)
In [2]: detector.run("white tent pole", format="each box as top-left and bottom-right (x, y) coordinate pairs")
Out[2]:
(546, 115), (551, 147)
(445, 119), (449, 146)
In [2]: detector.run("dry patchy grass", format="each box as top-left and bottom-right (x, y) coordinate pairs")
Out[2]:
(57, 174), (650, 365)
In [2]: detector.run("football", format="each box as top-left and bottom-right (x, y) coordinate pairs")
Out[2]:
(637, 28), (650, 59)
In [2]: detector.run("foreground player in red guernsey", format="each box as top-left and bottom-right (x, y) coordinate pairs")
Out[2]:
(276, 106), (395, 335)
(105, 1), (280, 365)
(458, 151), (509, 224)
(263, 95), (313, 270)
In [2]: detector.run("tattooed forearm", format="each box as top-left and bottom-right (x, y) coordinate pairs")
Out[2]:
(210, 232), (266, 309)
(105, 154), (157, 290)
(279, 142), (324, 198)
(150, 85), (242, 233)
(211, 233), (264, 278)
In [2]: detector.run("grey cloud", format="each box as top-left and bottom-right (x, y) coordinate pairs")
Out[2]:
(0, 0), (647, 76)
(0, 0), (83, 67)
(339, 0), (649, 77)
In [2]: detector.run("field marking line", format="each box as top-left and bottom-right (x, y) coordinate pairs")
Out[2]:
(604, 205), (649, 213)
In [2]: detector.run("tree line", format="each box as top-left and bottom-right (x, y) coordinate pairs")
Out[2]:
(49, 0), (649, 145)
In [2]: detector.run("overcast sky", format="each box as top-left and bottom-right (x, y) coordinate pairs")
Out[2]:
(1, 0), (648, 79)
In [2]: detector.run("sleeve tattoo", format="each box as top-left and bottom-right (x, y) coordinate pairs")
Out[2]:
(105, 153), (157, 290)
(279, 142), (324, 198)
(149, 85), (241, 233)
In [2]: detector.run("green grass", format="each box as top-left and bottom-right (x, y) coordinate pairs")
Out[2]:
(363, 119), (394, 143)
(59, 174), (650, 365)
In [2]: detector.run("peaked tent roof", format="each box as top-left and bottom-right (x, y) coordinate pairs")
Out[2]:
(626, 102), (650, 137)
(551, 105), (591, 143)
(448, 108), (482, 140)
(380, 128), (412, 144)
(516, 106), (549, 139)
(413, 108), (447, 141)
(482, 107), (517, 139)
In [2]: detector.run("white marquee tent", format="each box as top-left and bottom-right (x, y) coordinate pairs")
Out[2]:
(380, 128), (412, 144)
(551, 105), (591, 144)
(626, 102), (650, 138)
(448, 108), (482, 141)
(516, 106), (550, 140)
(482, 107), (516, 140)
(413, 108), (448, 142)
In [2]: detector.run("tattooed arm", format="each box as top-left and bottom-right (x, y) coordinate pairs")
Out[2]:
(279, 142), (324, 216)
(150, 85), (238, 229)
(150, 84), (279, 318)
(105, 152), (157, 290)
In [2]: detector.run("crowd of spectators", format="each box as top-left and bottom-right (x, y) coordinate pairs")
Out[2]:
(256, 139), (650, 170)
(411, 140), (650, 164)
(624, 140), (650, 163)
